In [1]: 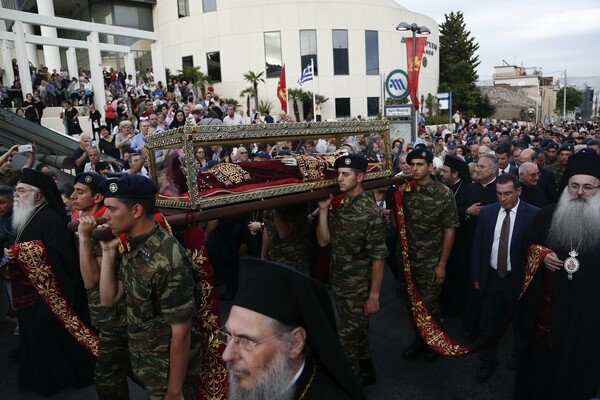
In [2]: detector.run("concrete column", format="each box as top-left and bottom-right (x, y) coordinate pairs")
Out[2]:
(66, 47), (78, 80)
(150, 40), (165, 85)
(22, 24), (39, 68)
(87, 31), (105, 110)
(124, 52), (136, 84)
(13, 22), (33, 99)
(36, 0), (61, 71)
(1, 40), (14, 86)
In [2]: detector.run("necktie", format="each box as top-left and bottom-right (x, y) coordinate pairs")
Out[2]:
(497, 209), (510, 278)
(501, 170), (506, 174)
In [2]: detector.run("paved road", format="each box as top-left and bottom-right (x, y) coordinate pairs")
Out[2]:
(0, 266), (514, 400)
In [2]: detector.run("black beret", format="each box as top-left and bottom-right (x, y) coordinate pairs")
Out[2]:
(545, 142), (559, 151)
(466, 140), (478, 146)
(406, 149), (433, 164)
(74, 172), (106, 193)
(414, 143), (427, 150)
(0, 185), (13, 197)
(334, 154), (368, 172)
(559, 144), (575, 153)
(577, 147), (597, 155)
(99, 174), (157, 199)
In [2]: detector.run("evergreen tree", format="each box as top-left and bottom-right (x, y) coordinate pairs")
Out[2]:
(439, 12), (481, 116)
(556, 87), (583, 114)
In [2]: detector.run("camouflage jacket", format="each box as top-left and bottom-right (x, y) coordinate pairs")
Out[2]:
(117, 224), (202, 379)
(403, 178), (459, 265)
(328, 191), (388, 291)
(263, 204), (309, 273)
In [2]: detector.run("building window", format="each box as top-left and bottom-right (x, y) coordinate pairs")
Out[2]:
(299, 30), (318, 76)
(335, 98), (351, 119)
(203, 0), (217, 12)
(264, 32), (282, 79)
(333, 29), (349, 75)
(182, 56), (194, 68)
(365, 30), (379, 75)
(177, 0), (189, 18)
(367, 97), (379, 117)
(206, 51), (221, 82)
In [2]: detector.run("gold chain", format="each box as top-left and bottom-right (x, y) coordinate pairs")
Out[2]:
(297, 359), (317, 400)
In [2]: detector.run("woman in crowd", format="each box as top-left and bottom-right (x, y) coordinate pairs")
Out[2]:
(194, 147), (209, 170)
(104, 100), (117, 132)
(115, 120), (135, 158)
(61, 100), (83, 136)
(169, 109), (186, 129)
(67, 77), (81, 106)
(98, 125), (121, 160)
(22, 93), (40, 124)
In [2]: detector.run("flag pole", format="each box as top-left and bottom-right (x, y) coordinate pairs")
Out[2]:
(311, 58), (316, 122)
(284, 62), (288, 116)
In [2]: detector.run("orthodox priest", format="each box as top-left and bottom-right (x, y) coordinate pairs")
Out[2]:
(4, 168), (94, 395)
(515, 153), (600, 400)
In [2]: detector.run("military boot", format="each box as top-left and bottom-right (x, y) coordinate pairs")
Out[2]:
(356, 358), (376, 387)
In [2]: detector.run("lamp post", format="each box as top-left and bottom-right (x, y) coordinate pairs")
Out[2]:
(396, 22), (430, 143)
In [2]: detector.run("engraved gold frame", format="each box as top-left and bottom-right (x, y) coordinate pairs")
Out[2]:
(145, 120), (392, 210)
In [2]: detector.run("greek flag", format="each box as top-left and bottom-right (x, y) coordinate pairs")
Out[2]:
(297, 63), (313, 85)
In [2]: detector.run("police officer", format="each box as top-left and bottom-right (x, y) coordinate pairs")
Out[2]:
(398, 149), (459, 360)
(316, 154), (387, 387)
(98, 174), (203, 400)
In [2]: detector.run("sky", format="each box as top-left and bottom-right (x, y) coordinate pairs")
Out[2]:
(399, 1), (600, 90)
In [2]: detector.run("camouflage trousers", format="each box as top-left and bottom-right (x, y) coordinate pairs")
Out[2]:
(332, 286), (370, 371)
(407, 261), (443, 330)
(95, 325), (130, 400)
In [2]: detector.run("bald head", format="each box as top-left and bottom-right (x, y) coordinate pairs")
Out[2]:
(518, 148), (535, 165)
(519, 162), (540, 187)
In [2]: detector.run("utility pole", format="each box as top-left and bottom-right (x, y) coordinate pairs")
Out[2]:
(563, 69), (567, 120)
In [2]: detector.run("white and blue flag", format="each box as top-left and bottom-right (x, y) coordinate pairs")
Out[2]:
(297, 63), (314, 85)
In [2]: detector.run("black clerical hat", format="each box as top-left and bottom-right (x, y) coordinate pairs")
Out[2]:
(234, 257), (366, 400)
(19, 168), (69, 223)
(444, 155), (470, 182)
(560, 152), (600, 190)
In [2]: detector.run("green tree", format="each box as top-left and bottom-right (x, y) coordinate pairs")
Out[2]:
(221, 98), (240, 109)
(287, 88), (308, 121)
(239, 87), (256, 117)
(556, 87), (583, 115)
(439, 11), (481, 116)
(474, 92), (496, 119)
(177, 66), (215, 100)
(302, 91), (329, 120)
(424, 93), (438, 118)
(259, 100), (274, 115)
(243, 70), (265, 112)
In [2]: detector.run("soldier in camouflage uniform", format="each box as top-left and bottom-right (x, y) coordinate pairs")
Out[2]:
(316, 154), (387, 387)
(75, 173), (130, 400)
(98, 174), (203, 400)
(261, 204), (309, 273)
(547, 143), (574, 188)
(398, 149), (459, 361)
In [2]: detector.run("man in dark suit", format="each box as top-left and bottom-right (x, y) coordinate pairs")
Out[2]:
(518, 162), (549, 208)
(472, 173), (539, 382)
(495, 143), (518, 175)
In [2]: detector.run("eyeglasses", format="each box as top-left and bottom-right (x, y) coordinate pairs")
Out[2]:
(215, 327), (281, 352)
(238, 151), (247, 154)
(568, 183), (600, 194)
(525, 172), (541, 178)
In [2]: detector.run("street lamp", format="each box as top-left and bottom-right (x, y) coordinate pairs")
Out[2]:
(396, 22), (430, 143)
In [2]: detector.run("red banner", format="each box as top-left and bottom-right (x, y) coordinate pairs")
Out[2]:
(405, 37), (427, 111)
(277, 64), (287, 113)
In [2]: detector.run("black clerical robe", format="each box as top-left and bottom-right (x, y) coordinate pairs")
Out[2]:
(11, 204), (94, 395)
(515, 204), (600, 400)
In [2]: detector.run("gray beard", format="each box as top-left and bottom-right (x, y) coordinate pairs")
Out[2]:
(12, 196), (39, 233)
(547, 189), (600, 254)
(228, 349), (296, 400)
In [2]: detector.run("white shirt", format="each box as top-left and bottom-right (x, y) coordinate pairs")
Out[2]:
(490, 199), (520, 272)
(223, 114), (246, 125)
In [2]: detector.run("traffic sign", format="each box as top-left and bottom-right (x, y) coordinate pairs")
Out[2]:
(385, 69), (409, 100)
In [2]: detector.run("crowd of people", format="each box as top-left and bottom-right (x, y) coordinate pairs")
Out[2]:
(1, 113), (599, 400)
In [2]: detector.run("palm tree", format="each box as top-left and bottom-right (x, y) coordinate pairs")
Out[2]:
(240, 87), (256, 117)
(243, 70), (265, 112)
(287, 88), (307, 122)
(177, 66), (215, 101)
(259, 100), (274, 115)
(302, 91), (329, 120)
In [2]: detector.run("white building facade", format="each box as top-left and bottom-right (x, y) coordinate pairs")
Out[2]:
(154, 0), (439, 120)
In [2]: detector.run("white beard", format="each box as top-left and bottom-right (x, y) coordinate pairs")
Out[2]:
(547, 188), (600, 254)
(227, 348), (296, 400)
(12, 195), (38, 233)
